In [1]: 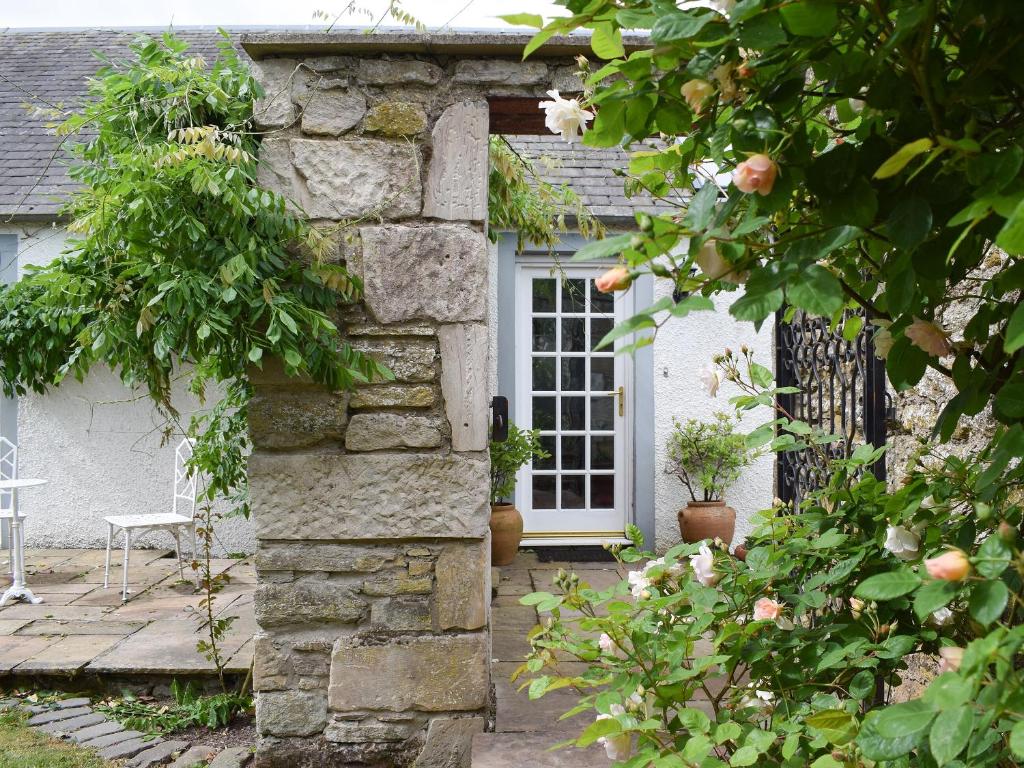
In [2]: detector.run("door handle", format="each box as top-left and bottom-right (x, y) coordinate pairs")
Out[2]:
(607, 386), (624, 417)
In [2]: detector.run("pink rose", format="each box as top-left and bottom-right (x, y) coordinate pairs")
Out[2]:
(938, 646), (964, 674)
(906, 317), (953, 357)
(595, 266), (631, 293)
(753, 597), (783, 621)
(732, 154), (777, 195)
(925, 550), (970, 581)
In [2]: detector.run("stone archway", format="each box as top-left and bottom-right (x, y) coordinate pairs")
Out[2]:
(242, 29), (621, 768)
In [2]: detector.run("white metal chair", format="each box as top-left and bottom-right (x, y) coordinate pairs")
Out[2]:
(104, 438), (197, 602)
(0, 437), (18, 575)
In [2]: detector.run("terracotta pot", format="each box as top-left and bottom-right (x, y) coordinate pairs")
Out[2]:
(490, 503), (523, 566)
(678, 500), (736, 546)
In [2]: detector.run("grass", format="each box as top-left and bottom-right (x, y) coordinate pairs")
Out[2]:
(0, 708), (116, 768)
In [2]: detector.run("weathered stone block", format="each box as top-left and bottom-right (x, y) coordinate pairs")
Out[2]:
(452, 60), (547, 85)
(256, 734), (420, 768)
(248, 388), (348, 451)
(350, 384), (436, 409)
(250, 453), (490, 540)
(257, 138), (421, 220)
(300, 89), (366, 136)
(254, 632), (289, 691)
(551, 65), (585, 94)
(361, 225), (487, 324)
(361, 572), (433, 597)
(434, 542), (487, 631)
(438, 324), (489, 452)
(358, 59), (443, 85)
(253, 59), (299, 129)
(255, 581), (367, 627)
(370, 597), (432, 631)
(423, 102), (488, 222)
(345, 413), (442, 451)
(256, 543), (405, 573)
(256, 690), (328, 737)
(345, 320), (436, 337)
(350, 337), (437, 383)
(364, 101), (428, 136)
(328, 635), (488, 712)
(413, 716), (486, 768)
(325, 718), (418, 743)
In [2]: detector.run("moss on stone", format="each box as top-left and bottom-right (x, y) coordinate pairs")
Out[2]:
(363, 102), (428, 136)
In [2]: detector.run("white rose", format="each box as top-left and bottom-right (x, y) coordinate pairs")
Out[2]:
(689, 543), (719, 587)
(596, 704), (631, 761)
(699, 365), (720, 397)
(538, 90), (594, 143)
(884, 525), (921, 561)
(598, 633), (615, 653)
(695, 240), (747, 284)
(627, 569), (651, 598)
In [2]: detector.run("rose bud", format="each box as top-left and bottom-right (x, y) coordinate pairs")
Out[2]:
(924, 550), (970, 581)
(595, 266), (631, 293)
(732, 154), (778, 195)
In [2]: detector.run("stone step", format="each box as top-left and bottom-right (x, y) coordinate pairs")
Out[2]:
(99, 736), (160, 761)
(471, 732), (605, 768)
(80, 728), (145, 749)
(168, 744), (220, 768)
(208, 746), (254, 767)
(70, 720), (124, 743)
(127, 739), (190, 767)
(27, 706), (92, 726)
(36, 712), (106, 735)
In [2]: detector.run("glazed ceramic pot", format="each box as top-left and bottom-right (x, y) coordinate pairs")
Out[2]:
(490, 503), (523, 566)
(678, 500), (736, 546)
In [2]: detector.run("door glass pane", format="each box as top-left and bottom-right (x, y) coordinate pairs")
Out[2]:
(532, 357), (555, 391)
(533, 397), (556, 430)
(561, 436), (585, 470)
(591, 396), (613, 430)
(562, 279), (587, 313)
(533, 475), (556, 509)
(590, 357), (614, 391)
(561, 318), (585, 351)
(533, 318), (555, 352)
(592, 436), (615, 469)
(535, 436), (556, 470)
(533, 278), (556, 312)
(561, 358), (585, 392)
(561, 397), (586, 430)
(561, 475), (586, 509)
(591, 475), (614, 508)
(590, 318), (613, 350)
(590, 279), (614, 313)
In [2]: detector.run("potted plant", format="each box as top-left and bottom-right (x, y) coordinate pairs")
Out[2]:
(665, 412), (750, 545)
(489, 423), (549, 566)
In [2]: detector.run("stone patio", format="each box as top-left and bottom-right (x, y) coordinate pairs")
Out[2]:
(0, 548), (255, 688)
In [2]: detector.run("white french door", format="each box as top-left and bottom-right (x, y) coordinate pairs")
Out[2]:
(514, 263), (632, 542)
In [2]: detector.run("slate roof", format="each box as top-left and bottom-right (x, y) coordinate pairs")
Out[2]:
(0, 27), (667, 222)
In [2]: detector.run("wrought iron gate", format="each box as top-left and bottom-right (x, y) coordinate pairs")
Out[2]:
(774, 309), (888, 507)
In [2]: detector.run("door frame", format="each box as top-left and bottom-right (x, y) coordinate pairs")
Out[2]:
(0, 234), (18, 552)
(494, 232), (656, 548)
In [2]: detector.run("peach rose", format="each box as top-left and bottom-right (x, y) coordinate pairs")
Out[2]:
(753, 597), (783, 621)
(906, 317), (953, 357)
(695, 240), (748, 284)
(732, 154), (778, 195)
(595, 266), (631, 293)
(938, 646), (964, 673)
(925, 550), (970, 581)
(681, 79), (715, 114)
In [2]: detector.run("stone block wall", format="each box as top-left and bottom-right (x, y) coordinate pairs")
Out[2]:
(244, 41), (581, 767)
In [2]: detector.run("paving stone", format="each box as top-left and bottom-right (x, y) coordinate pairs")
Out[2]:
(0, 619), (30, 635)
(69, 720), (124, 743)
(471, 732), (605, 768)
(36, 712), (106, 735)
(168, 745), (221, 768)
(168, 744), (219, 768)
(0, 605), (109, 621)
(16, 634), (122, 672)
(0, 698), (17, 709)
(80, 729), (144, 749)
(17, 620), (143, 636)
(27, 706), (92, 726)
(127, 740), (190, 767)
(0, 634), (59, 670)
(99, 737), (159, 760)
(208, 746), (253, 767)
(53, 697), (92, 709)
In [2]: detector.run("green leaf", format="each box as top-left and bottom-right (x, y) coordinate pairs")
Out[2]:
(975, 534), (1011, 578)
(968, 579), (1008, 626)
(778, 0), (838, 36)
(857, 710), (923, 761)
(595, 312), (657, 350)
(872, 700), (936, 739)
(885, 197), (933, 249)
(729, 287), (784, 322)
(874, 138), (934, 179)
(929, 706), (973, 766)
(651, 11), (713, 42)
(669, 295), (715, 318)
(854, 570), (922, 600)
(848, 670), (875, 700)
(787, 264), (844, 316)
(684, 183), (719, 231)
(576, 715), (621, 747)
(913, 580), (957, 621)
(498, 13), (544, 27)
(571, 234), (633, 262)
(591, 24), (625, 59)
(1009, 721), (1024, 758)
(730, 745), (759, 766)
(994, 382), (1024, 419)
(922, 674), (973, 710)
(1005, 303), (1024, 354)
(995, 197), (1024, 254)
(805, 709), (858, 746)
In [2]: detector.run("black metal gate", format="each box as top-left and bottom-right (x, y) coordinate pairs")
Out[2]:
(774, 309), (888, 506)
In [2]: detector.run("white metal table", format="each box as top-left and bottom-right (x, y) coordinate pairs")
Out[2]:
(0, 478), (46, 606)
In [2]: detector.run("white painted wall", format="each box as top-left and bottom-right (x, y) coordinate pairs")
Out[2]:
(1, 224), (254, 555)
(651, 281), (774, 553)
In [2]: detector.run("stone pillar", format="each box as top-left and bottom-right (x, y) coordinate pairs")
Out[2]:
(248, 57), (498, 768)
